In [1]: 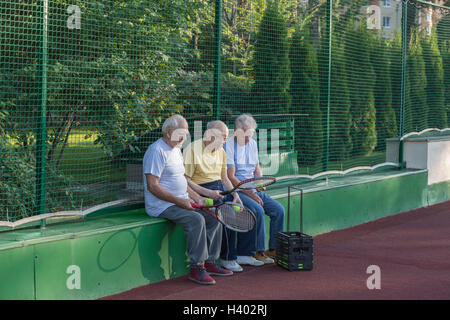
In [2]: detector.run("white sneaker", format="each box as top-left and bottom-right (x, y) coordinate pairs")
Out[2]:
(236, 255), (264, 266)
(220, 259), (243, 272)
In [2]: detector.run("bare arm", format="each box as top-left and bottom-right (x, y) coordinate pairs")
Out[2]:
(185, 175), (223, 201)
(253, 162), (267, 191)
(186, 184), (207, 206)
(227, 166), (263, 205)
(146, 174), (193, 210)
(221, 169), (241, 204)
(254, 162), (263, 178)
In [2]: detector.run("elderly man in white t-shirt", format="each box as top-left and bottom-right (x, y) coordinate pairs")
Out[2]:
(225, 114), (285, 266)
(143, 114), (233, 285)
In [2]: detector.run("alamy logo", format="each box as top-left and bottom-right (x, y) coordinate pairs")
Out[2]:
(66, 265), (81, 290)
(67, 5), (81, 30)
(366, 265), (381, 290)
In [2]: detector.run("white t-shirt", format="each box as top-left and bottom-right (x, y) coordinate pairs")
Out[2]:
(224, 137), (259, 181)
(143, 138), (189, 217)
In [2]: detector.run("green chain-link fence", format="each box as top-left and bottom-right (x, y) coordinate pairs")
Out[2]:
(1, 0), (449, 223)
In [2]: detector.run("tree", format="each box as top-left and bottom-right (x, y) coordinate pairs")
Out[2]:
(370, 37), (397, 151)
(388, 31), (403, 136)
(289, 27), (322, 166)
(437, 5), (450, 126)
(421, 27), (446, 128)
(0, 0), (203, 219)
(328, 38), (352, 162)
(251, 0), (291, 114)
(344, 20), (377, 156)
(441, 40), (450, 124)
(406, 29), (428, 132)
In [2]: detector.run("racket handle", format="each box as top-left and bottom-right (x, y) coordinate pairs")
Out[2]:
(190, 202), (202, 209)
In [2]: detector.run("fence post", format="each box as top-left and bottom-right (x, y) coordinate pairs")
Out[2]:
(213, 0), (223, 120)
(399, 0), (408, 166)
(323, 0), (333, 172)
(36, 0), (49, 228)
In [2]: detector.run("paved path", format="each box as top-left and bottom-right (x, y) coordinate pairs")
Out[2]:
(102, 201), (450, 300)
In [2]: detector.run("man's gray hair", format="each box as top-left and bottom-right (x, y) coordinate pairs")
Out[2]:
(206, 120), (228, 131)
(162, 114), (188, 135)
(235, 113), (257, 130)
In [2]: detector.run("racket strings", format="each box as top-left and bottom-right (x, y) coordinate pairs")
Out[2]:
(239, 178), (276, 190)
(218, 205), (256, 231)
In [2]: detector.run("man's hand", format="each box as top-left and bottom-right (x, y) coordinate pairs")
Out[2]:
(177, 198), (195, 210)
(189, 192), (210, 206)
(251, 193), (264, 206)
(208, 189), (224, 201)
(243, 190), (264, 206)
(232, 193), (243, 205)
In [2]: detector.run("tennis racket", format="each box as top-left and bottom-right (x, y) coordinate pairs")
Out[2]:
(220, 176), (277, 195)
(191, 201), (256, 233)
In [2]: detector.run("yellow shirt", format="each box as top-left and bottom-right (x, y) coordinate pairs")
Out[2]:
(183, 139), (227, 185)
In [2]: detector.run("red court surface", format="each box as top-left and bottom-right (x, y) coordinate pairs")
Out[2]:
(102, 201), (450, 300)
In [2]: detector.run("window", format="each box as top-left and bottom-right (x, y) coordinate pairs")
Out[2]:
(426, 27), (431, 35)
(425, 12), (432, 22)
(383, 0), (391, 8)
(383, 16), (391, 28)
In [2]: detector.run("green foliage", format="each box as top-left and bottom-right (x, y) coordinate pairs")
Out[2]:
(329, 38), (353, 161)
(344, 20), (377, 156)
(437, 9), (450, 126)
(370, 38), (397, 151)
(441, 40), (450, 124)
(388, 31), (403, 136)
(0, 125), (76, 221)
(172, 71), (252, 118)
(436, 10), (450, 49)
(406, 29), (428, 132)
(251, 0), (291, 113)
(1, 0), (200, 158)
(421, 28), (447, 129)
(289, 27), (322, 166)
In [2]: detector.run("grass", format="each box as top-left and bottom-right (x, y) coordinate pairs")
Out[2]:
(57, 145), (125, 185)
(49, 129), (125, 185)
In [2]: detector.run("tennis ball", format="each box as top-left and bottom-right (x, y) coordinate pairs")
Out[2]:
(233, 205), (240, 212)
(205, 198), (214, 206)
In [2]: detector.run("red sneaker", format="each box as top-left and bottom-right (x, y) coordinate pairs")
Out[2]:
(188, 265), (216, 285)
(205, 261), (234, 276)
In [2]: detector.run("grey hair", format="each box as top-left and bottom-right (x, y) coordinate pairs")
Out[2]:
(234, 113), (257, 130)
(206, 120), (227, 131)
(161, 114), (188, 135)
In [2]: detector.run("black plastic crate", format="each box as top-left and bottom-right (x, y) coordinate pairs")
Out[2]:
(277, 257), (313, 271)
(276, 246), (313, 262)
(276, 231), (313, 271)
(276, 231), (313, 248)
